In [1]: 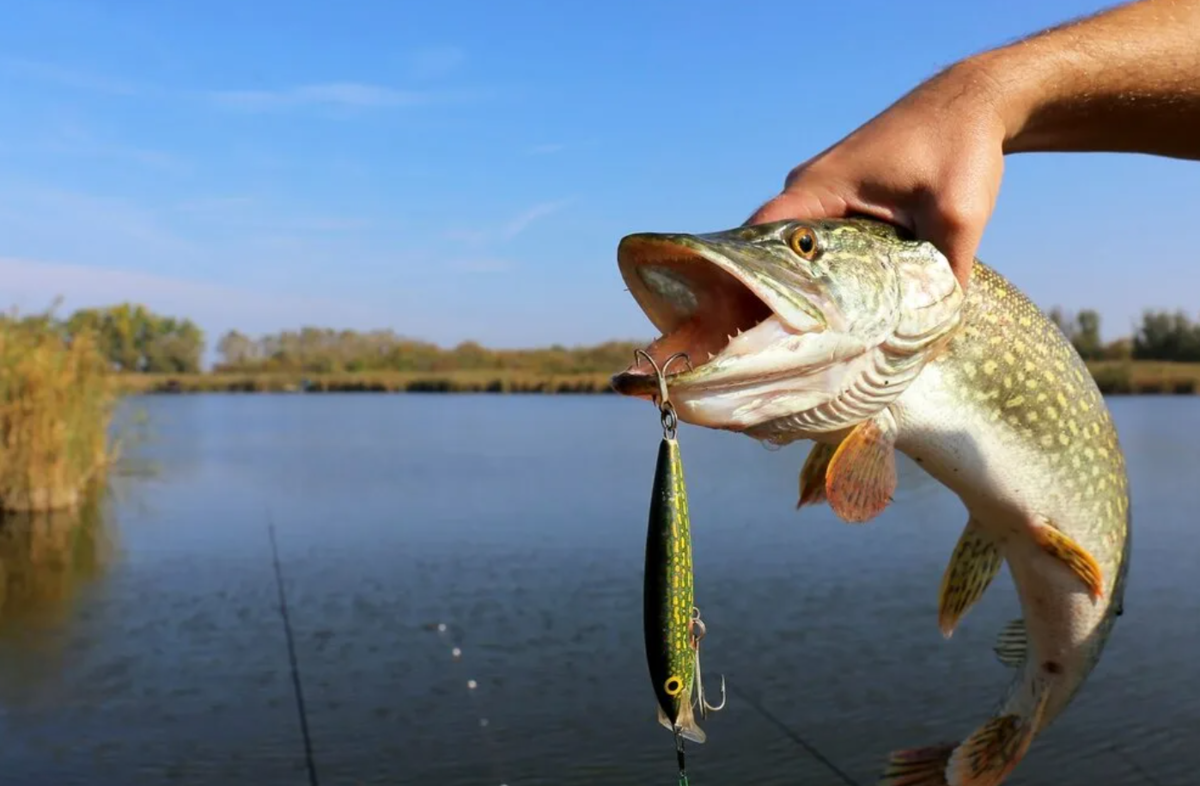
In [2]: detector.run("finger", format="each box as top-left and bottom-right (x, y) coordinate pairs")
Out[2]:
(744, 188), (851, 227)
(744, 193), (811, 226)
(915, 209), (985, 292)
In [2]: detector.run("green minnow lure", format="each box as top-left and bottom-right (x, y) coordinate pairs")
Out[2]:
(639, 349), (725, 764)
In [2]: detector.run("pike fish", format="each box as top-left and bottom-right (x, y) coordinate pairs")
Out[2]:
(642, 366), (725, 745)
(611, 218), (1130, 786)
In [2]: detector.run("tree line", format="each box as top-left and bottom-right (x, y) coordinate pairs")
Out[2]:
(3, 303), (205, 374)
(1048, 307), (1200, 362)
(7, 301), (1200, 375)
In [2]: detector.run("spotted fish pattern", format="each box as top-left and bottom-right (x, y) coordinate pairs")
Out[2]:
(642, 435), (706, 743)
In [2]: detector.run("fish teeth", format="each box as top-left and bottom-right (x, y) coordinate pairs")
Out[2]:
(707, 352), (716, 360)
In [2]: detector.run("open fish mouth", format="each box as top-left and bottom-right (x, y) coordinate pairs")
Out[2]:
(610, 232), (831, 401)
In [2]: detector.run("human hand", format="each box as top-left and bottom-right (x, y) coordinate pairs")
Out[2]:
(745, 61), (1011, 291)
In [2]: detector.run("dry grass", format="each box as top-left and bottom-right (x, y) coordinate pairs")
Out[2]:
(1087, 360), (1200, 395)
(111, 362), (1200, 397)
(115, 370), (620, 395)
(0, 316), (118, 512)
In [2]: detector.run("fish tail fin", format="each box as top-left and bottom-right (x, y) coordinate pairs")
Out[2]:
(656, 700), (707, 744)
(674, 696), (707, 744)
(881, 710), (1042, 786)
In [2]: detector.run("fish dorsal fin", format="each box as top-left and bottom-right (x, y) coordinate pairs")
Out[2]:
(796, 441), (837, 509)
(937, 517), (1004, 638)
(1030, 519), (1105, 600)
(824, 411), (898, 524)
(993, 618), (1028, 669)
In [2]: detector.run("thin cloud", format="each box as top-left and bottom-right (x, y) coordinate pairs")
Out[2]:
(0, 57), (140, 95)
(525, 143), (568, 156)
(501, 199), (573, 240)
(0, 255), (397, 341)
(442, 199), (574, 248)
(447, 257), (512, 273)
(26, 125), (187, 174)
(208, 82), (438, 111)
(407, 46), (466, 80)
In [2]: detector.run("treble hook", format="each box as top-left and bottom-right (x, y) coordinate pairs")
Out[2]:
(633, 349), (693, 439)
(633, 349), (693, 408)
(689, 607), (727, 715)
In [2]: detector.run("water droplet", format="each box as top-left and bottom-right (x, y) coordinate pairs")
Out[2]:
(452, 647), (462, 659)
(467, 679), (477, 690)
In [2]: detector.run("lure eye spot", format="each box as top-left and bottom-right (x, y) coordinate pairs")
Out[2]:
(664, 676), (683, 696)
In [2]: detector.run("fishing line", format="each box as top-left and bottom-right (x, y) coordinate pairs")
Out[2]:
(724, 680), (862, 786)
(266, 513), (320, 786)
(1107, 741), (1164, 786)
(428, 621), (509, 786)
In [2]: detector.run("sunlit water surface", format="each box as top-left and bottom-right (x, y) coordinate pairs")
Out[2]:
(0, 394), (1195, 786)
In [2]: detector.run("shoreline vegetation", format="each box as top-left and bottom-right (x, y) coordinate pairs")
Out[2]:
(1, 300), (1199, 509)
(0, 311), (117, 513)
(8, 301), (1200, 400)
(112, 361), (1200, 397)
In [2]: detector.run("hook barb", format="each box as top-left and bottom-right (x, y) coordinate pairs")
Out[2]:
(632, 348), (693, 409)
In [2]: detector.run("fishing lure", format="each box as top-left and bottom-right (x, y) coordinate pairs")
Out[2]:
(637, 349), (726, 784)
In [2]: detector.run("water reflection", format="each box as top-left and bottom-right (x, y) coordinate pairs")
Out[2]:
(0, 488), (114, 700)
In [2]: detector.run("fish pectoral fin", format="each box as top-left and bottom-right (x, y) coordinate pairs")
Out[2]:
(882, 711), (1041, 786)
(1031, 519), (1105, 600)
(796, 441), (837, 510)
(937, 517), (1004, 638)
(993, 618), (1028, 669)
(824, 412), (897, 524)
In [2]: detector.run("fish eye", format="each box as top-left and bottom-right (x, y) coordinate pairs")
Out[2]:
(789, 226), (819, 260)
(664, 676), (683, 696)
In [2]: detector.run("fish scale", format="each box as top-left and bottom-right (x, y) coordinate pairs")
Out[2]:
(611, 217), (1131, 786)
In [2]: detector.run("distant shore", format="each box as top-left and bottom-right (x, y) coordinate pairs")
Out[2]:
(113, 361), (1200, 396)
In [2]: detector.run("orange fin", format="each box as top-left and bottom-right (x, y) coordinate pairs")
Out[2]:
(825, 413), (897, 524)
(882, 713), (1038, 786)
(1031, 521), (1104, 600)
(796, 441), (836, 509)
(945, 712), (1039, 786)
(937, 518), (1004, 638)
(879, 742), (955, 785)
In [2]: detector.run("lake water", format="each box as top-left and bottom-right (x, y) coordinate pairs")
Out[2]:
(0, 394), (1195, 786)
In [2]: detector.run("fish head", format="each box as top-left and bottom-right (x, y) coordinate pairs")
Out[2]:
(611, 218), (965, 442)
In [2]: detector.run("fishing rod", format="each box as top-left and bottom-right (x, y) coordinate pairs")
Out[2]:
(267, 513), (320, 786)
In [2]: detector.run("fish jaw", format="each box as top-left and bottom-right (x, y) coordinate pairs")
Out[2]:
(611, 219), (965, 439)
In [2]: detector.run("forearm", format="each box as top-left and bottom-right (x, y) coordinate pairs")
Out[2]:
(967, 0), (1200, 159)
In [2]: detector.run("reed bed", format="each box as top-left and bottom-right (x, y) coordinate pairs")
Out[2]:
(113, 362), (1200, 397)
(115, 370), (621, 395)
(0, 316), (117, 512)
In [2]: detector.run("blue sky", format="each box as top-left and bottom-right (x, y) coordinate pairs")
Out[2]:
(1, 0), (1196, 357)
